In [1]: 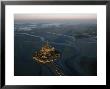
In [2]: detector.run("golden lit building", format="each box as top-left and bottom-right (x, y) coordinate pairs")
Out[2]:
(32, 41), (64, 76)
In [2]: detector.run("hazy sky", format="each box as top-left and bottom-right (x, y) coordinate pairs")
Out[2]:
(15, 14), (97, 21)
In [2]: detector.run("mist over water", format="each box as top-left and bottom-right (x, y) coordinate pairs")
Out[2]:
(15, 19), (97, 25)
(14, 18), (97, 76)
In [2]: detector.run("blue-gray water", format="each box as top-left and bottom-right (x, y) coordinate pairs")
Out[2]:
(14, 21), (97, 76)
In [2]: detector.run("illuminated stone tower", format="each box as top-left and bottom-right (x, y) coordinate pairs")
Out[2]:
(32, 41), (64, 76)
